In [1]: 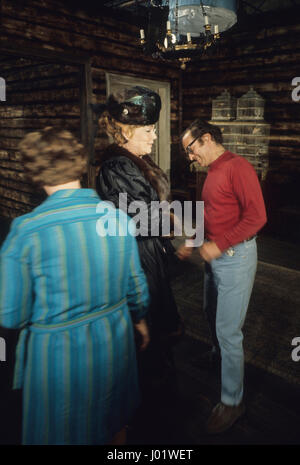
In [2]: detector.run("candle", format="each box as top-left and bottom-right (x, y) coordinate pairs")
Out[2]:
(167, 21), (171, 30)
(204, 15), (209, 25)
(187, 32), (191, 42)
(214, 24), (219, 34)
(140, 29), (145, 39)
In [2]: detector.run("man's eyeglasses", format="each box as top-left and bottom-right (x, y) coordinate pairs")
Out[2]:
(185, 137), (198, 155)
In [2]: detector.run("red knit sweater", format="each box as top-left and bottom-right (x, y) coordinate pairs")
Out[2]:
(202, 151), (267, 252)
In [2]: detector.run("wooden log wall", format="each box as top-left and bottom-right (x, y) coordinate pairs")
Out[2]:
(0, 56), (81, 217)
(182, 9), (300, 238)
(0, 0), (182, 219)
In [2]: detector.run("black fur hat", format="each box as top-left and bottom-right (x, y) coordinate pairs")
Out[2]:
(92, 86), (161, 126)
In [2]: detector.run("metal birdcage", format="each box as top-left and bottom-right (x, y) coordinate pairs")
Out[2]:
(211, 89), (236, 121)
(208, 87), (270, 180)
(237, 87), (265, 121)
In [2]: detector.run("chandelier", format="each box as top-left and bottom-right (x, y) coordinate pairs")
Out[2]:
(139, 0), (237, 69)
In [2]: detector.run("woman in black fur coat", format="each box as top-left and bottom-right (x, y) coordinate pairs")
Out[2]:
(94, 86), (183, 397)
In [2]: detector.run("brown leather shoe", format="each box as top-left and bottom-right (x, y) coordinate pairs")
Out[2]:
(206, 402), (246, 434)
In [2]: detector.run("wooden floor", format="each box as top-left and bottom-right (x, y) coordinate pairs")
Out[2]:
(128, 336), (300, 445)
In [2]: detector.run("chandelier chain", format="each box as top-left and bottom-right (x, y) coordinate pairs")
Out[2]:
(175, 0), (179, 38)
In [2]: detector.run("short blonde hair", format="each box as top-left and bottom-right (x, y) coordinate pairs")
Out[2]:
(98, 110), (139, 145)
(19, 127), (87, 186)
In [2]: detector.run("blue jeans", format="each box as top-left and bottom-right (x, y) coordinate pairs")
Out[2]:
(203, 238), (257, 406)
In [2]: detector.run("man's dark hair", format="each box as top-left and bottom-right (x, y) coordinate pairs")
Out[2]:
(181, 119), (223, 145)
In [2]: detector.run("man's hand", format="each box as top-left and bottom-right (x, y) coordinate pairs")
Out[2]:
(176, 244), (193, 261)
(199, 241), (222, 262)
(134, 318), (150, 351)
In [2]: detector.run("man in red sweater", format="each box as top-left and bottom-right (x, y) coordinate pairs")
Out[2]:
(178, 119), (267, 434)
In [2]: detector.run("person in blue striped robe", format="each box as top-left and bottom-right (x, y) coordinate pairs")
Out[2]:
(0, 127), (149, 445)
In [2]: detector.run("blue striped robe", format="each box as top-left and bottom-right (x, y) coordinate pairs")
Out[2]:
(0, 189), (149, 445)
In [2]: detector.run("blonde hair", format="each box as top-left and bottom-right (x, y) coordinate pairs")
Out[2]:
(98, 110), (140, 145)
(18, 127), (87, 186)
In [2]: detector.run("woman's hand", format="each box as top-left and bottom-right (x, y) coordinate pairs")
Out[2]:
(134, 318), (150, 351)
(176, 244), (193, 260)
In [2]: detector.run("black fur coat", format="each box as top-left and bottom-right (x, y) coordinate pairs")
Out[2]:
(96, 143), (180, 336)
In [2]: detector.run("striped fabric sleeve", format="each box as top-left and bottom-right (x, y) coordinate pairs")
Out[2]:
(0, 218), (33, 329)
(126, 235), (149, 324)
